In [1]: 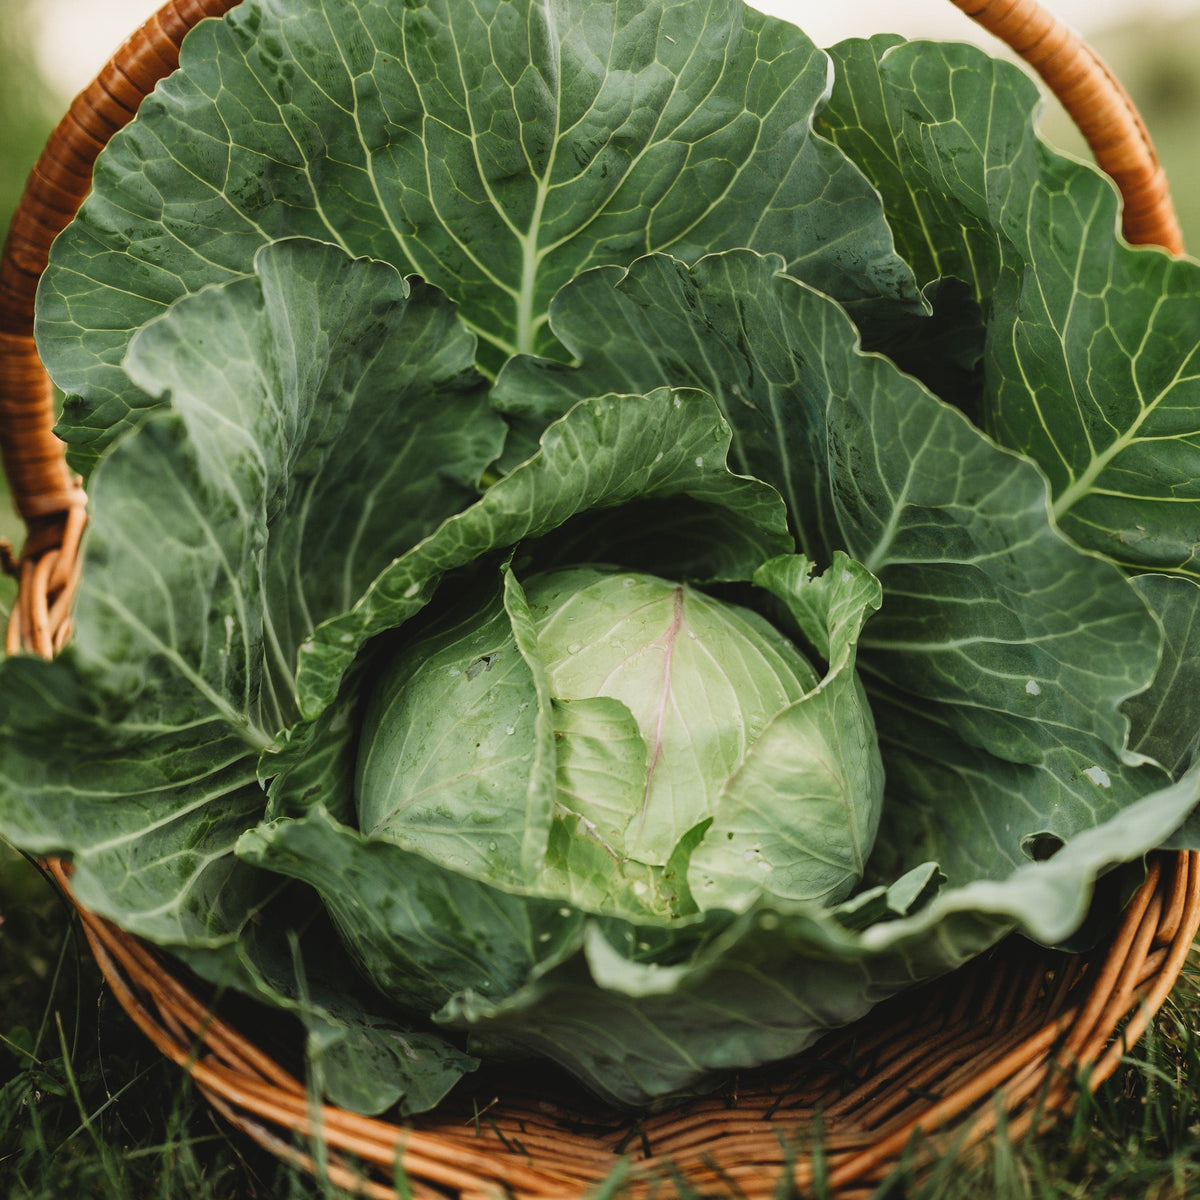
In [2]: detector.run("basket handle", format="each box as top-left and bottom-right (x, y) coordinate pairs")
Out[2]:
(0, 0), (1184, 655)
(950, 0), (1183, 253)
(0, 0), (239, 655)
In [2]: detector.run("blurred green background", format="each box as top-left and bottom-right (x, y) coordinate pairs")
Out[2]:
(0, 1), (60, 235)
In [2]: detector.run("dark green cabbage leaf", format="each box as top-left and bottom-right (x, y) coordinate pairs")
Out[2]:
(820, 36), (1200, 575)
(37, 0), (919, 470)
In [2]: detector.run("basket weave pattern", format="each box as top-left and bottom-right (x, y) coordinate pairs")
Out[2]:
(54, 854), (1200, 1197)
(2, 1), (1197, 1195)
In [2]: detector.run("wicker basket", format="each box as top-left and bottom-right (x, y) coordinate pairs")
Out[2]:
(2, 1), (1198, 1195)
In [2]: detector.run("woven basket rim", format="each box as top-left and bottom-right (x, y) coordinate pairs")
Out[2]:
(49, 853), (1200, 1197)
(0, 0), (1194, 1195)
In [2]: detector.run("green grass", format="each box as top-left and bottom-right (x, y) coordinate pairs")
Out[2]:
(3, 837), (1200, 1199)
(0, 844), (358, 1199)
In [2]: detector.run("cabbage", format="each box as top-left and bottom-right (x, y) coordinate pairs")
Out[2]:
(4, 0), (1200, 1114)
(357, 563), (880, 921)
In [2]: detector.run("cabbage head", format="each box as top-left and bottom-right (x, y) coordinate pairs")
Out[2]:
(357, 564), (882, 922)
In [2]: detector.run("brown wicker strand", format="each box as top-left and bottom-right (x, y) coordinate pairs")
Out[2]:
(1056, 857), (1161, 1058)
(951, 0), (1183, 252)
(1084, 852), (1200, 1089)
(198, 1091), (421, 1200)
(1154, 845), (1193, 946)
(821, 1013), (1075, 1191)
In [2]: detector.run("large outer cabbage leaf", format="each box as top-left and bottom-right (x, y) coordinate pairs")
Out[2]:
(37, 0), (918, 468)
(820, 37), (1200, 575)
(1126, 574), (1200, 778)
(294, 381), (791, 716)
(1, 239), (501, 939)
